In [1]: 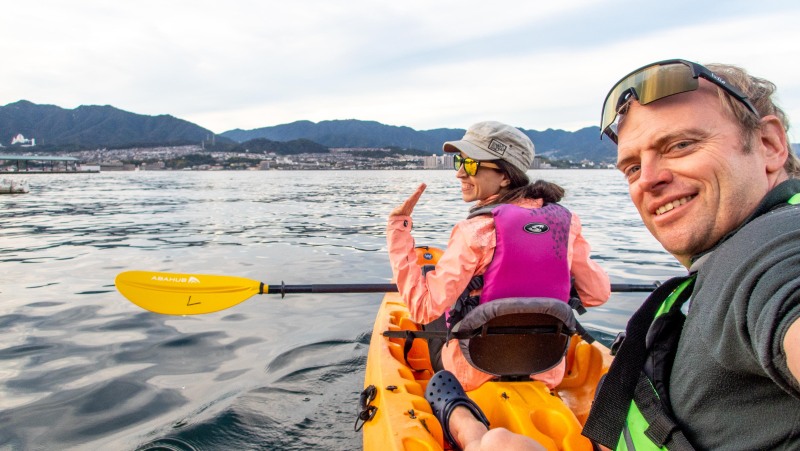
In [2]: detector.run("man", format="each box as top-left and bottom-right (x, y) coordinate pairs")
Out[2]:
(413, 60), (800, 451)
(583, 59), (800, 450)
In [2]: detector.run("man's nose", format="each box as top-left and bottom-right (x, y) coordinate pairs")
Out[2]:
(638, 157), (672, 192)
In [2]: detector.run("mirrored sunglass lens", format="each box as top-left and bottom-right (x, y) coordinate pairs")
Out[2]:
(454, 155), (478, 175)
(601, 63), (698, 136)
(464, 159), (478, 175)
(453, 155), (464, 171)
(636, 64), (696, 105)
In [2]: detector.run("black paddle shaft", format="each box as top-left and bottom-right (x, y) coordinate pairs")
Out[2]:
(266, 282), (399, 297)
(264, 282), (658, 298)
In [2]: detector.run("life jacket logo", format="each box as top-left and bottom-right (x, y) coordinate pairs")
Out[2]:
(523, 223), (549, 234)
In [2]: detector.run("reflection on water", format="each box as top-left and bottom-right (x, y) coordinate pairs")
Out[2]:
(0, 170), (681, 449)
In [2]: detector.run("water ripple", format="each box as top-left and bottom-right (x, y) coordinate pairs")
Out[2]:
(0, 170), (677, 449)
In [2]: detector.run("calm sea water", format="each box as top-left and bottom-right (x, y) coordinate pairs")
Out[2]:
(0, 170), (684, 450)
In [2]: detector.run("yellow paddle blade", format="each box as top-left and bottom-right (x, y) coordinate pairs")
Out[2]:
(115, 271), (264, 315)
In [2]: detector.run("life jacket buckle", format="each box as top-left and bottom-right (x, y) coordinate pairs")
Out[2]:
(610, 331), (626, 356)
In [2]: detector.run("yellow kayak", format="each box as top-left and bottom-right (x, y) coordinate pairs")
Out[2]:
(360, 249), (612, 450)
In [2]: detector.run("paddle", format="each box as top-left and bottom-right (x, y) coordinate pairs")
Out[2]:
(115, 270), (658, 315)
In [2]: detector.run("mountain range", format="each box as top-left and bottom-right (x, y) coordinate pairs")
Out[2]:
(3, 99), (749, 164)
(0, 100), (230, 151)
(221, 120), (618, 163)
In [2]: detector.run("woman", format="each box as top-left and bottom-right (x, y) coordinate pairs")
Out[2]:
(387, 121), (610, 391)
(387, 121), (609, 450)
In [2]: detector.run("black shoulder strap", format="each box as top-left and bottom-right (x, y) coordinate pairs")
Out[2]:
(466, 204), (500, 219)
(568, 281), (587, 315)
(582, 274), (695, 447)
(446, 275), (484, 330)
(573, 320), (595, 344)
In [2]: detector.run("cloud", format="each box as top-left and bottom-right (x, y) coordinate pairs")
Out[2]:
(2, 0), (799, 141)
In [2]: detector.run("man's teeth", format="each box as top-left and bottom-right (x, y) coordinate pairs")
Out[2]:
(656, 196), (694, 215)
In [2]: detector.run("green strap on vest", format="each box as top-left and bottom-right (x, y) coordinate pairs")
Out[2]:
(623, 374), (695, 450)
(582, 275), (696, 448)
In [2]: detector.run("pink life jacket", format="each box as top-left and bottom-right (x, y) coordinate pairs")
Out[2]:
(473, 203), (572, 304)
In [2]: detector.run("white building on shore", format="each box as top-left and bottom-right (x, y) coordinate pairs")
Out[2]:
(11, 134), (35, 147)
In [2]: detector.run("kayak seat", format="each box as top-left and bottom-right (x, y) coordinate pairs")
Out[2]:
(384, 297), (582, 380)
(456, 297), (576, 379)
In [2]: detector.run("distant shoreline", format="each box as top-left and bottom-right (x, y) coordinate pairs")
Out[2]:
(0, 167), (613, 174)
(0, 170), (99, 174)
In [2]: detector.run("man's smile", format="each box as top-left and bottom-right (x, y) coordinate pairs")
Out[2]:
(654, 195), (696, 216)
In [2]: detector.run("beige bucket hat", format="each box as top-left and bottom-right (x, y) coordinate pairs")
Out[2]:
(443, 121), (534, 174)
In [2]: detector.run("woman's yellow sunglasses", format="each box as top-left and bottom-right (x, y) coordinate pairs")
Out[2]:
(453, 154), (500, 176)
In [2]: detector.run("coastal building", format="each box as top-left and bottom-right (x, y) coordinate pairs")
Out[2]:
(531, 156), (553, 169)
(422, 155), (438, 169)
(422, 153), (454, 169)
(10, 134), (35, 147)
(99, 161), (136, 171)
(0, 154), (84, 172)
(141, 161), (166, 170)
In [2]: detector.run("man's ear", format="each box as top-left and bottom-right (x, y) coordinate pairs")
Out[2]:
(758, 115), (789, 174)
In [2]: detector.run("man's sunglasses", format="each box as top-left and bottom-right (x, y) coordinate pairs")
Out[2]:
(453, 154), (500, 176)
(600, 59), (759, 143)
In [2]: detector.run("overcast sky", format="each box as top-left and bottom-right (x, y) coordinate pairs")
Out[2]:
(3, 0), (799, 140)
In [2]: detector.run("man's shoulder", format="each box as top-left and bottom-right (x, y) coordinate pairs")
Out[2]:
(693, 202), (799, 315)
(737, 201), (800, 242)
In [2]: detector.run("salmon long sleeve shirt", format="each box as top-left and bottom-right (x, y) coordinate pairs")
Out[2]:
(386, 197), (611, 390)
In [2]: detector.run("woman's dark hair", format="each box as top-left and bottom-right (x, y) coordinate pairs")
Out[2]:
(473, 159), (565, 209)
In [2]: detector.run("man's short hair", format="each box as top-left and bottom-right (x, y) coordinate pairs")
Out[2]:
(706, 63), (800, 178)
